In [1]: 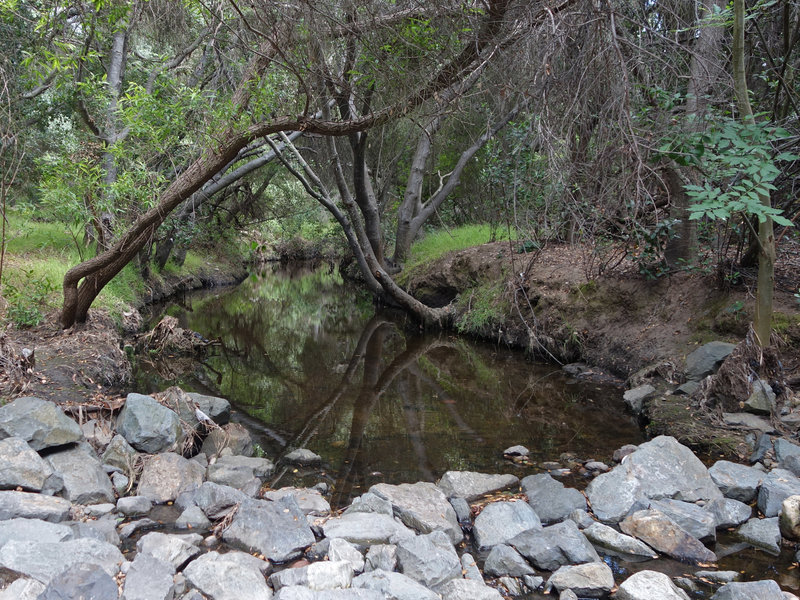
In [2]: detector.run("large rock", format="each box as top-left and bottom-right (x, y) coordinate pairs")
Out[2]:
(775, 439), (800, 463)
(201, 423), (254, 457)
(436, 471), (519, 501)
(38, 563), (119, 600)
(758, 468), (800, 517)
(322, 512), (414, 546)
(0, 578), (45, 600)
(0, 518), (72, 550)
(395, 530), (461, 590)
(473, 499), (541, 549)
(0, 397), (82, 451)
(615, 570), (690, 600)
(438, 579), (504, 600)
(328, 538), (365, 574)
(222, 496), (315, 562)
(484, 544), (535, 577)
(0, 490), (71, 522)
(0, 538), (124, 584)
(369, 482), (462, 544)
(509, 520), (600, 571)
(710, 580), (786, 600)
(522, 473), (586, 524)
(623, 385), (656, 415)
(185, 481), (249, 519)
(262, 487), (330, 516)
(780, 495), (800, 540)
(582, 522), (657, 559)
(101, 434), (138, 472)
(137, 452), (205, 503)
(708, 460), (764, 503)
(121, 551), (176, 600)
(46, 443), (114, 504)
(737, 517), (781, 555)
(704, 498), (752, 528)
(207, 454), (274, 491)
(352, 569), (439, 600)
(0, 437), (60, 493)
(269, 561), (353, 591)
(585, 436), (722, 523)
(184, 551), (273, 600)
(620, 509), (716, 564)
(545, 562), (614, 598)
(648, 498), (716, 541)
(136, 531), (202, 570)
(685, 341), (736, 381)
(745, 380), (776, 415)
(273, 589), (382, 600)
(116, 393), (181, 454)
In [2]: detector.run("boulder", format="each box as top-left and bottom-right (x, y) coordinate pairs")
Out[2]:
(615, 570), (690, 600)
(708, 460), (764, 503)
(473, 499), (541, 549)
(620, 509), (716, 564)
(70, 518), (120, 547)
(582, 522), (657, 559)
(775, 439), (800, 464)
(38, 563), (119, 600)
(187, 391), (232, 425)
(352, 569), (439, 600)
(438, 578), (504, 600)
(586, 436), (722, 523)
(269, 561), (353, 591)
(509, 520), (600, 571)
(545, 562), (614, 598)
(705, 498), (752, 528)
(136, 531), (202, 570)
(0, 578), (46, 600)
(117, 495), (152, 517)
(322, 511), (414, 546)
(273, 588), (382, 600)
(46, 443), (114, 504)
(0, 397), (82, 451)
(0, 538), (124, 584)
(222, 496), (315, 562)
(0, 490), (71, 522)
(436, 471), (519, 501)
(176, 505), (212, 530)
(0, 518), (72, 549)
(137, 452), (205, 503)
(116, 393), (181, 454)
(344, 492), (393, 516)
(737, 517), (781, 555)
(184, 551), (273, 600)
(522, 473), (586, 524)
(395, 530), (461, 590)
(101, 434), (138, 472)
(263, 487), (330, 516)
(710, 580), (786, 600)
(200, 423), (253, 457)
(328, 538), (365, 573)
(758, 468), (800, 517)
(284, 449), (321, 465)
(745, 380), (776, 415)
(648, 498), (716, 541)
(623, 384), (656, 415)
(121, 552), (176, 600)
(780, 495), (800, 540)
(369, 482), (462, 544)
(685, 341), (736, 381)
(484, 544), (535, 577)
(183, 481), (249, 519)
(0, 437), (60, 493)
(364, 544), (397, 573)
(207, 454), (274, 491)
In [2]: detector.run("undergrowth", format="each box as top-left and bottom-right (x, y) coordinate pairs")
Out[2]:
(403, 224), (515, 272)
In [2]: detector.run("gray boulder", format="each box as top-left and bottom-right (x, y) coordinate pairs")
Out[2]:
(222, 496), (315, 562)
(775, 439), (800, 463)
(586, 436), (722, 523)
(0, 518), (72, 550)
(136, 531), (202, 570)
(545, 562), (614, 598)
(615, 570), (690, 600)
(70, 518), (120, 547)
(745, 380), (776, 415)
(116, 393), (181, 454)
(46, 443), (114, 504)
(0, 538), (124, 584)
(708, 460), (763, 503)
(352, 569), (439, 600)
(344, 492), (393, 516)
(117, 495), (152, 517)
(395, 530), (461, 590)
(273, 588), (382, 600)
(364, 544), (397, 573)
(522, 473), (586, 524)
(122, 552), (176, 600)
(207, 454), (274, 491)
(710, 580), (786, 600)
(484, 544), (534, 577)
(509, 520), (600, 571)
(685, 341), (736, 381)
(262, 487), (330, 516)
(185, 481), (249, 519)
(623, 384), (656, 415)
(176, 505), (211, 530)
(38, 563), (119, 600)
(269, 561), (353, 591)
(648, 498), (716, 541)
(758, 468), (800, 517)
(137, 452), (205, 503)
(0, 397), (82, 451)
(473, 499), (541, 549)
(737, 517), (781, 555)
(184, 551), (273, 600)
(0, 437), (60, 493)
(705, 497), (752, 528)
(0, 578), (45, 600)
(284, 448), (321, 465)
(436, 471), (519, 501)
(582, 522), (657, 559)
(101, 434), (138, 472)
(322, 512), (415, 546)
(780, 495), (800, 540)
(438, 579), (504, 600)
(187, 391), (232, 425)
(328, 538), (365, 574)
(620, 509), (716, 564)
(369, 482), (462, 544)
(0, 490), (70, 522)
(200, 423), (253, 457)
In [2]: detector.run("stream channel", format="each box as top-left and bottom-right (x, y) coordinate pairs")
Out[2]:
(132, 263), (796, 597)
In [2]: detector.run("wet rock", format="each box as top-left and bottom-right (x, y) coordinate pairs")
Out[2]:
(522, 473), (586, 524)
(137, 531), (202, 570)
(370, 482), (462, 544)
(207, 454), (274, 491)
(615, 570), (690, 600)
(503, 445), (530, 458)
(509, 519), (600, 571)
(222, 496), (315, 562)
(118, 518), (158, 540)
(137, 452), (205, 503)
(38, 563), (119, 600)
(364, 544), (396, 573)
(460, 553), (482, 581)
(102, 434), (138, 473)
(395, 530), (461, 590)
(758, 468), (800, 517)
(623, 384), (656, 415)
(0, 397), (82, 451)
(708, 460), (764, 503)
(46, 443), (114, 504)
(710, 580), (786, 599)
(0, 538), (124, 584)
(188, 481), (249, 519)
(780, 495), (800, 540)
(438, 578), (504, 600)
(176, 505), (212, 530)
(0, 518), (72, 549)
(620, 509), (716, 564)
(263, 487), (330, 516)
(695, 571), (740, 584)
(613, 444), (638, 463)
(436, 471), (519, 501)
(344, 492), (393, 516)
(322, 511), (414, 546)
(745, 380), (776, 415)
(524, 574), (545, 591)
(586, 436), (722, 523)
(648, 498), (716, 541)
(568, 509), (595, 529)
(0, 490), (71, 522)
(685, 341), (736, 381)
(449, 496), (471, 524)
(183, 550), (273, 600)
(473, 499), (542, 549)
(116, 393), (181, 454)
(328, 538), (365, 573)
(0, 578), (45, 600)
(498, 576), (524, 596)
(737, 517), (781, 555)
(284, 448), (321, 465)
(705, 498), (752, 528)
(545, 562), (614, 598)
(200, 423), (253, 457)
(0, 437), (60, 493)
(122, 552), (176, 600)
(187, 392), (232, 425)
(582, 522), (657, 559)
(484, 544), (535, 577)
(270, 560), (353, 591)
(584, 461), (609, 473)
(117, 495), (152, 516)
(352, 569), (439, 600)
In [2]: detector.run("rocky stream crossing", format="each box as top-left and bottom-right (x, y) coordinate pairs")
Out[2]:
(1, 342), (800, 600)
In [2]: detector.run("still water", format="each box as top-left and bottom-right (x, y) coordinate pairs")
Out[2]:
(134, 264), (643, 506)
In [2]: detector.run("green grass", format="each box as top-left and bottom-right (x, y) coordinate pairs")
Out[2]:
(403, 224), (515, 271)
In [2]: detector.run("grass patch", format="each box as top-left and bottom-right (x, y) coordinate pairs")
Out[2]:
(403, 224), (514, 271)
(454, 280), (508, 335)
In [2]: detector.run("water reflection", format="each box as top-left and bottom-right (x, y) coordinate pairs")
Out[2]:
(135, 264), (644, 507)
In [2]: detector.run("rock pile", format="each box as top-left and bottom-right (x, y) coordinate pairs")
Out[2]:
(0, 389), (797, 599)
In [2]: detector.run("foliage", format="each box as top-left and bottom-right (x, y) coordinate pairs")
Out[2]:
(3, 268), (55, 327)
(455, 280), (507, 335)
(404, 224), (515, 271)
